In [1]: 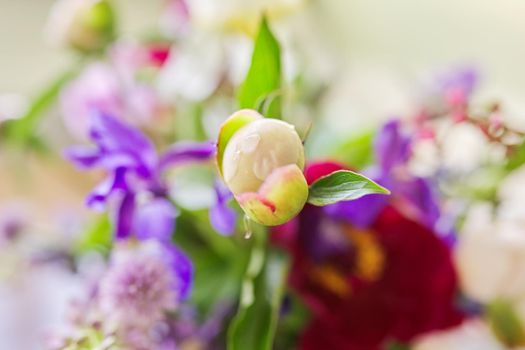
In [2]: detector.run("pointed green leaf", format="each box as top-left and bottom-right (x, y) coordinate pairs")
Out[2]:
(237, 16), (282, 118)
(307, 170), (390, 206)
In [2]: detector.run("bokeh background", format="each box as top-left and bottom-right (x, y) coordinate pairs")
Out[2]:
(2, 1), (525, 349)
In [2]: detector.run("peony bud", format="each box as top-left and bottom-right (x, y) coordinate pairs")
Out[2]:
(46, 0), (115, 53)
(217, 109), (308, 226)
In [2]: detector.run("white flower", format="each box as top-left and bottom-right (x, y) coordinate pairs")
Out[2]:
(455, 203), (525, 303)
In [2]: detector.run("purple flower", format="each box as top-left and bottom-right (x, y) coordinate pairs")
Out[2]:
(66, 112), (216, 240)
(98, 241), (192, 326)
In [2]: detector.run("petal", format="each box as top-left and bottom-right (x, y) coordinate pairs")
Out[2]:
(374, 119), (411, 173)
(90, 112), (157, 175)
(324, 192), (387, 228)
(86, 167), (128, 209)
(304, 161), (346, 185)
(236, 164), (308, 226)
(114, 192), (135, 240)
(209, 200), (236, 236)
(134, 198), (178, 242)
(163, 243), (193, 301)
(209, 180), (236, 235)
(64, 146), (102, 169)
(396, 177), (441, 228)
(216, 109), (263, 176)
(159, 141), (215, 170)
(437, 66), (478, 97)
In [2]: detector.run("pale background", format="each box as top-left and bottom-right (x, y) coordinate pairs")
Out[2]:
(2, 0), (525, 97)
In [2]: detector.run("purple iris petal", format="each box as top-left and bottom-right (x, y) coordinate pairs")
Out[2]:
(86, 167), (129, 209)
(374, 119), (411, 173)
(115, 192), (136, 240)
(65, 146), (102, 169)
(89, 112), (157, 176)
(209, 181), (236, 236)
(163, 243), (193, 300)
(159, 141), (215, 170)
(134, 198), (178, 242)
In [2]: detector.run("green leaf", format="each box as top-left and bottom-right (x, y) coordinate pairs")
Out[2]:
(237, 16), (282, 118)
(228, 229), (290, 350)
(307, 170), (390, 206)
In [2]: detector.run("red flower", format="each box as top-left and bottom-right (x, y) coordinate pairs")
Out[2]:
(274, 162), (464, 350)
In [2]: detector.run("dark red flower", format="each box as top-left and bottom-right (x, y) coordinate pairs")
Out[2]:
(274, 162), (464, 350)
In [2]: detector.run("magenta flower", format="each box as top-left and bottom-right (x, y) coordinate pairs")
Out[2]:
(66, 112), (218, 240)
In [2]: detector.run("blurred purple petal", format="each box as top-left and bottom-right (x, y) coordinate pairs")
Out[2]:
(115, 192), (136, 240)
(437, 66), (478, 98)
(163, 244), (193, 300)
(134, 198), (178, 242)
(209, 201), (236, 236)
(374, 119), (411, 173)
(324, 193), (388, 228)
(209, 181), (236, 235)
(86, 167), (128, 209)
(159, 141), (215, 170)
(397, 177), (441, 228)
(90, 112), (157, 176)
(64, 146), (101, 169)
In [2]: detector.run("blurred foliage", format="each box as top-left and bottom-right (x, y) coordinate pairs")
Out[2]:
(273, 294), (311, 350)
(227, 229), (289, 350)
(174, 209), (249, 317)
(74, 214), (112, 256)
(487, 299), (525, 348)
(330, 130), (375, 169)
(506, 139), (525, 172)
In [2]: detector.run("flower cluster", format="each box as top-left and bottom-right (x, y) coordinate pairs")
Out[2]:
(4, 0), (525, 349)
